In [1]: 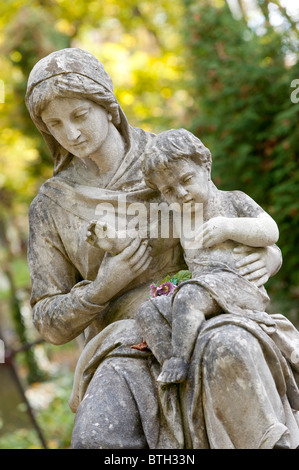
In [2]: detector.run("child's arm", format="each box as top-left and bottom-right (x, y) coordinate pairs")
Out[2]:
(197, 192), (279, 248)
(206, 213), (279, 247)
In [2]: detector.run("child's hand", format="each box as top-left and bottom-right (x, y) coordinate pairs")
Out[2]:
(85, 220), (136, 255)
(85, 220), (115, 252)
(86, 220), (101, 247)
(196, 217), (230, 248)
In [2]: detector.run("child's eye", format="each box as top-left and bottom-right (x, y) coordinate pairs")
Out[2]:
(183, 175), (193, 183)
(163, 187), (172, 195)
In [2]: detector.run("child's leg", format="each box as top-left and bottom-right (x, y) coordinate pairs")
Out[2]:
(136, 295), (173, 366)
(157, 283), (220, 385)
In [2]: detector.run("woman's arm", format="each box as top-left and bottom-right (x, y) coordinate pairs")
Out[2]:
(28, 198), (107, 344)
(28, 197), (151, 345)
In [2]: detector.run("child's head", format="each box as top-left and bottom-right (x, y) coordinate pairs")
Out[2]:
(142, 128), (212, 191)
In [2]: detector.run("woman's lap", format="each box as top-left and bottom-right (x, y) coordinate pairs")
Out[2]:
(72, 314), (298, 449)
(71, 357), (149, 449)
(198, 324), (290, 448)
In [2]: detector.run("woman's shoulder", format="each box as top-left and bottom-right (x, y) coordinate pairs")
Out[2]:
(29, 178), (62, 221)
(129, 125), (156, 150)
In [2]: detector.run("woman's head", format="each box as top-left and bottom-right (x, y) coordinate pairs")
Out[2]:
(40, 95), (115, 161)
(25, 48), (129, 174)
(27, 73), (121, 134)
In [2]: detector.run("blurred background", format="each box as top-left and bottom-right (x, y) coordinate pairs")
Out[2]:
(0, 0), (298, 449)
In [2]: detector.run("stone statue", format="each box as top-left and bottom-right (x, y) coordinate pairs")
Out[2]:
(25, 48), (299, 449)
(138, 128), (279, 385)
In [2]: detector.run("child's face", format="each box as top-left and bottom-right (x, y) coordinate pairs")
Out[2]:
(150, 159), (211, 209)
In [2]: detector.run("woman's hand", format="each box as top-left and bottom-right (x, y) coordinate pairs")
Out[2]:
(234, 245), (277, 287)
(86, 237), (152, 304)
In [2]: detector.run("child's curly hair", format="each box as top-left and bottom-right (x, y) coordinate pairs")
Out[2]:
(142, 128), (212, 190)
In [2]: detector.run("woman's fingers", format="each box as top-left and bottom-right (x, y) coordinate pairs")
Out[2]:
(235, 252), (261, 269)
(120, 237), (152, 268)
(129, 241), (149, 266)
(233, 244), (253, 254)
(121, 237), (144, 259)
(132, 249), (152, 272)
(85, 230), (96, 244)
(234, 246), (270, 286)
(238, 259), (265, 276)
(129, 243), (152, 270)
(243, 267), (268, 282)
(134, 253), (153, 276)
(253, 274), (269, 288)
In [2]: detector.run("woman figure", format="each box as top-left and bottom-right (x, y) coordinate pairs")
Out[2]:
(25, 48), (298, 449)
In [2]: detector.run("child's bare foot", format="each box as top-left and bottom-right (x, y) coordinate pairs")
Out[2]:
(157, 357), (189, 385)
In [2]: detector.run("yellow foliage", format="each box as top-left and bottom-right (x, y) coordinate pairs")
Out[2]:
(55, 19), (76, 36)
(0, 128), (39, 194)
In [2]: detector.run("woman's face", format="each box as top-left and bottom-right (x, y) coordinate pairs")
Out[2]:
(41, 96), (110, 159)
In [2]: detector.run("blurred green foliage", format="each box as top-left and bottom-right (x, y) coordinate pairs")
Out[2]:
(0, 368), (75, 448)
(0, 0), (188, 448)
(183, 0), (299, 319)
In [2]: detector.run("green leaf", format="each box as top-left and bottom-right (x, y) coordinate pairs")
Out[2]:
(171, 270), (192, 284)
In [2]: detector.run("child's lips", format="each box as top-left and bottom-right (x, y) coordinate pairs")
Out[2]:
(183, 198), (194, 204)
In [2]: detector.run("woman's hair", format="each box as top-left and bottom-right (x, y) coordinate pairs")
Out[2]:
(27, 73), (121, 135)
(142, 128), (212, 189)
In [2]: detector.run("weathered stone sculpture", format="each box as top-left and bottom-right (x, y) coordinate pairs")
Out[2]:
(25, 48), (299, 449)
(138, 128), (279, 386)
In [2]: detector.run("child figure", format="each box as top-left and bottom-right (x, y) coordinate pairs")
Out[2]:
(139, 128), (279, 385)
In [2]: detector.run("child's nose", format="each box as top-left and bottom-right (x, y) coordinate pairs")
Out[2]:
(176, 185), (188, 200)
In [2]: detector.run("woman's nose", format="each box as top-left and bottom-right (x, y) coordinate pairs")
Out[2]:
(64, 122), (81, 141)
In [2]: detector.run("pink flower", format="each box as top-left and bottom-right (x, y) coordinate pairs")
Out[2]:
(157, 281), (175, 296)
(149, 281), (176, 299)
(150, 284), (159, 298)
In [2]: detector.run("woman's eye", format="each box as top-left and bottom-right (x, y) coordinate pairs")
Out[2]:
(163, 188), (171, 195)
(49, 121), (60, 128)
(75, 111), (88, 119)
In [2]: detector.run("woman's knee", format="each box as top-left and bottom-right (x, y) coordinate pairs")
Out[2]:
(203, 325), (261, 374)
(71, 362), (148, 449)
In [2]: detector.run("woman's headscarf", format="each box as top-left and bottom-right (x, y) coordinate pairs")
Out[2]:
(25, 48), (130, 175)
